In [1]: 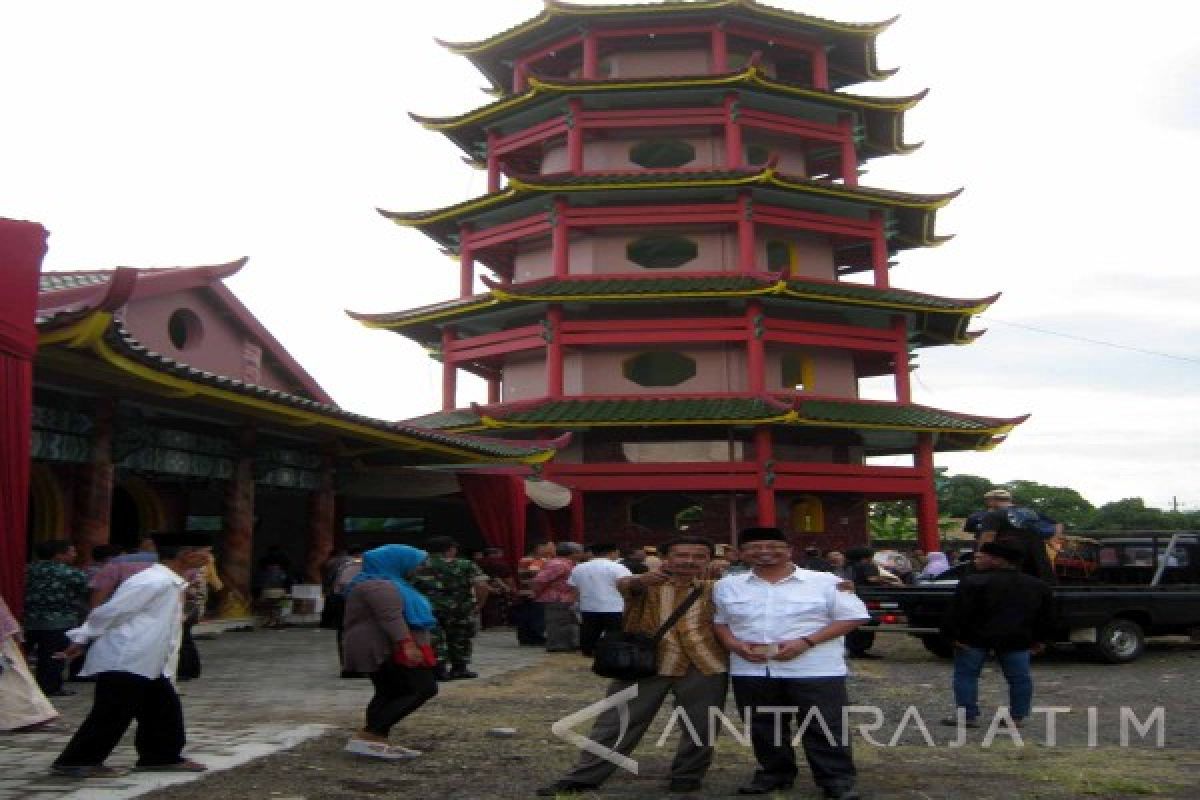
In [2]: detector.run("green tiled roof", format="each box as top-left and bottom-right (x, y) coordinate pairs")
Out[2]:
(493, 396), (791, 425)
(795, 400), (1006, 431)
(39, 272), (114, 292)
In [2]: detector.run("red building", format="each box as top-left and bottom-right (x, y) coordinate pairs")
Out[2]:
(352, 1), (1027, 552)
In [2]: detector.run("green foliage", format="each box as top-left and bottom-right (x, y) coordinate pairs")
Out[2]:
(1005, 480), (1095, 529)
(868, 501), (917, 540)
(936, 473), (993, 517)
(1086, 497), (1200, 531)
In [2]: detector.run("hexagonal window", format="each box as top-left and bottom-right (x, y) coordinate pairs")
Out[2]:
(623, 351), (697, 387)
(626, 235), (699, 269)
(629, 138), (696, 169)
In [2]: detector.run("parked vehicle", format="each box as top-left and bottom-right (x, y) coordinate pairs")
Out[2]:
(858, 533), (1200, 664)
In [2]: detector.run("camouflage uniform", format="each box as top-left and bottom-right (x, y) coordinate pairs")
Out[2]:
(411, 556), (487, 667)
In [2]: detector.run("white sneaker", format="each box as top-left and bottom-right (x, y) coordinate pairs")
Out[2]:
(344, 738), (421, 760)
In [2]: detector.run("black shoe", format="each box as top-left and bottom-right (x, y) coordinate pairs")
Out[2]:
(535, 780), (599, 796)
(446, 667), (478, 680)
(824, 786), (862, 800)
(737, 778), (794, 795)
(668, 777), (703, 792)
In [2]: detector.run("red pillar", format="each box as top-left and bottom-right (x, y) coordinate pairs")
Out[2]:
(724, 93), (742, 168)
(513, 62), (528, 94)
(546, 306), (564, 397)
(811, 45), (829, 90)
(567, 98), (584, 173)
(737, 191), (755, 271)
(459, 226), (474, 297)
(487, 376), (501, 404)
(711, 25), (728, 72)
(303, 454), (336, 584)
(838, 114), (858, 186)
(870, 210), (889, 288)
(219, 428), (256, 617)
(486, 130), (500, 193)
(915, 433), (940, 552)
(570, 490), (585, 544)
(74, 399), (115, 559)
(441, 326), (457, 410)
(552, 197), (569, 278)
(754, 427), (777, 527)
(582, 31), (598, 79)
(892, 315), (911, 403)
(746, 300), (765, 393)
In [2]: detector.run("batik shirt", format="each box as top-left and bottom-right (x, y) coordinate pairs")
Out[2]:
(24, 560), (88, 631)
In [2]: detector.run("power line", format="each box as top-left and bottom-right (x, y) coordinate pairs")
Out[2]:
(978, 316), (1200, 365)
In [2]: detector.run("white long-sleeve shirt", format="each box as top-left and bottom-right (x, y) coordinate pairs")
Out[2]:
(67, 563), (186, 680)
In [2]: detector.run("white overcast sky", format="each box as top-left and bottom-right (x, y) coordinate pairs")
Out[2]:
(2, 1), (1198, 510)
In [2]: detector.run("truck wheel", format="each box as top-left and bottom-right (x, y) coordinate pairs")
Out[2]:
(1088, 619), (1145, 664)
(920, 635), (954, 659)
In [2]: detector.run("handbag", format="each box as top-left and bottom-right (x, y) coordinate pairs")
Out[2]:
(592, 586), (703, 681)
(393, 638), (437, 669)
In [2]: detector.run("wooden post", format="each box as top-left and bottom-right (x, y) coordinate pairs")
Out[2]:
(754, 427), (777, 526)
(870, 210), (889, 288)
(487, 377), (501, 404)
(552, 197), (570, 278)
(724, 93), (742, 168)
(442, 326), (457, 411)
(711, 25), (728, 72)
(892, 315), (911, 403)
(219, 427), (256, 617)
(915, 433), (939, 552)
(737, 191), (755, 271)
(303, 454), (336, 584)
(582, 31), (599, 79)
(513, 62), (528, 94)
(838, 114), (858, 186)
(567, 98), (584, 173)
(459, 226), (474, 298)
(486, 130), (500, 193)
(73, 398), (114, 557)
(546, 306), (564, 398)
(746, 300), (765, 393)
(811, 45), (829, 90)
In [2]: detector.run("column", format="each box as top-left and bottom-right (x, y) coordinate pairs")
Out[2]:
(915, 433), (940, 552)
(570, 489), (585, 544)
(892, 315), (911, 403)
(582, 31), (599, 79)
(487, 376), (501, 404)
(870, 210), (889, 288)
(754, 427), (777, 527)
(303, 454), (336, 584)
(546, 306), (564, 398)
(459, 225), (474, 297)
(838, 114), (858, 186)
(737, 191), (755, 271)
(746, 300), (765, 393)
(442, 326), (457, 411)
(724, 93), (742, 168)
(811, 45), (829, 90)
(219, 427), (256, 617)
(486, 130), (500, 193)
(711, 25), (728, 72)
(74, 399), (115, 558)
(567, 98), (584, 173)
(552, 197), (570, 278)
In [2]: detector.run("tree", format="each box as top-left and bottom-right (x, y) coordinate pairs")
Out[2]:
(1005, 480), (1095, 530)
(1086, 498), (1177, 531)
(937, 473), (993, 517)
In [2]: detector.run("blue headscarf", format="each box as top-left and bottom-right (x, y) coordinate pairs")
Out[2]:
(346, 545), (436, 630)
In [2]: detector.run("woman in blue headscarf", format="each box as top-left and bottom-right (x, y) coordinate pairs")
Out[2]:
(341, 545), (439, 760)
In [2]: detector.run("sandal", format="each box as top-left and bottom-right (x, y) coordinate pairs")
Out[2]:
(51, 764), (130, 779)
(134, 759), (208, 772)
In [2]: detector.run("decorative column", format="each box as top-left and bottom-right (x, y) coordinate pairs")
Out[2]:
(711, 25), (728, 72)
(914, 432), (940, 552)
(724, 93), (742, 168)
(552, 197), (570, 277)
(581, 31), (599, 79)
(892, 315), (911, 403)
(754, 426), (777, 527)
(546, 306), (564, 397)
(745, 301), (766, 393)
(459, 224), (474, 297)
(74, 398), (115, 559)
(811, 45), (829, 90)
(487, 376), (501, 404)
(218, 427), (256, 617)
(442, 326), (457, 411)
(486, 131), (500, 193)
(838, 114), (858, 187)
(303, 454), (336, 584)
(567, 98), (584, 173)
(869, 210), (889, 288)
(736, 192), (755, 271)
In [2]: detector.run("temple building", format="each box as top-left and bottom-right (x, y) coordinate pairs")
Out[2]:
(28, 259), (556, 612)
(350, 0), (1028, 553)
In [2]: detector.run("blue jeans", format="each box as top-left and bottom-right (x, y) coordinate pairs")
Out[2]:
(952, 646), (1033, 720)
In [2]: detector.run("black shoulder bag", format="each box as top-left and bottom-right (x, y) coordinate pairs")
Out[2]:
(592, 585), (703, 681)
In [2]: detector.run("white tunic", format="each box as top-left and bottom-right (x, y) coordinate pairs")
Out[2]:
(713, 567), (869, 678)
(68, 563), (186, 680)
(567, 558), (632, 613)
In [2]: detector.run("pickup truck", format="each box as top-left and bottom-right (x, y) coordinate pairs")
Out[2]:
(857, 533), (1200, 664)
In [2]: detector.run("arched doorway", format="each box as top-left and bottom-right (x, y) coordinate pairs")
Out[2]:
(26, 463), (66, 547)
(110, 486), (142, 552)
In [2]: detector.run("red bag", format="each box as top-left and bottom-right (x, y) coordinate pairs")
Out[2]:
(393, 639), (437, 668)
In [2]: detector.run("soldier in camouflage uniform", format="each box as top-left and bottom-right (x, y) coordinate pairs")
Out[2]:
(411, 536), (490, 680)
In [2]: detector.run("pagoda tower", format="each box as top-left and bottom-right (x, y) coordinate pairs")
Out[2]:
(350, 0), (1027, 553)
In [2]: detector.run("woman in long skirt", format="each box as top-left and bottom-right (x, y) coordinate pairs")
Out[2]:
(0, 595), (59, 732)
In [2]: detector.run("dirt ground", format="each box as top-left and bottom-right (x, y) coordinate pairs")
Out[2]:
(144, 635), (1200, 800)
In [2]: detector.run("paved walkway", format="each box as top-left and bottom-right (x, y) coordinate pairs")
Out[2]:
(0, 627), (542, 800)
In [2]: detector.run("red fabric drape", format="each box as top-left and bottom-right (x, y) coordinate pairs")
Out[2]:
(0, 219), (47, 618)
(459, 473), (527, 575)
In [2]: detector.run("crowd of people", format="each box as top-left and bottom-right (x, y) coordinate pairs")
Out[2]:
(0, 484), (1061, 796)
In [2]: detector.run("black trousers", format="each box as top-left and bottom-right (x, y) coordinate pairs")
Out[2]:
(26, 628), (69, 694)
(365, 662), (439, 737)
(55, 672), (186, 768)
(513, 599), (546, 645)
(732, 676), (857, 790)
(579, 611), (624, 656)
(177, 621), (201, 680)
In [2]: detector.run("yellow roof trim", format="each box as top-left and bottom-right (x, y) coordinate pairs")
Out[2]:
(479, 410), (798, 429)
(38, 312), (114, 349)
(361, 298), (501, 330)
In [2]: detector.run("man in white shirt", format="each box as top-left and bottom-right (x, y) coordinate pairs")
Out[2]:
(50, 533), (213, 779)
(566, 543), (631, 656)
(713, 527), (869, 800)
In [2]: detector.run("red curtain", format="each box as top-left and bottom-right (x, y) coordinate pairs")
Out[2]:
(459, 473), (527, 574)
(0, 219), (47, 618)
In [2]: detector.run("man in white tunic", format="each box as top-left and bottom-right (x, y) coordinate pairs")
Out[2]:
(713, 527), (870, 800)
(566, 542), (631, 656)
(50, 533), (213, 779)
